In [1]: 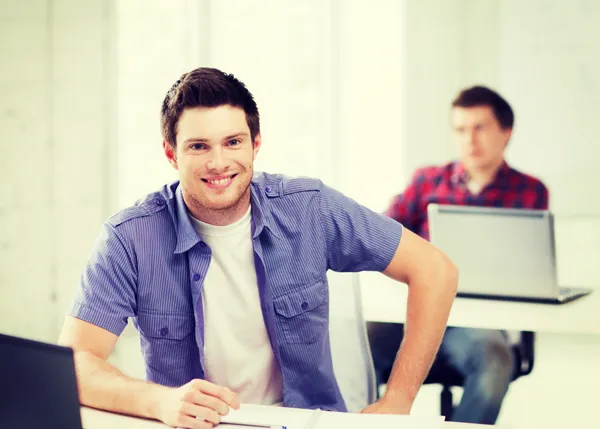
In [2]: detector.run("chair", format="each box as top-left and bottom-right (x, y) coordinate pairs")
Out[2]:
(424, 331), (535, 419)
(373, 327), (535, 419)
(328, 271), (377, 412)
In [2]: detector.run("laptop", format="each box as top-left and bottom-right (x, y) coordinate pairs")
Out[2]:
(0, 333), (83, 429)
(427, 203), (593, 304)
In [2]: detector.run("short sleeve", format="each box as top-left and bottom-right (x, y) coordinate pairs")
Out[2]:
(319, 182), (403, 273)
(70, 223), (138, 336)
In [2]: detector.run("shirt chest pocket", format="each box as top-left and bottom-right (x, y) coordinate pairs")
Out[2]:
(137, 312), (196, 340)
(273, 281), (329, 344)
(135, 312), (199, 386)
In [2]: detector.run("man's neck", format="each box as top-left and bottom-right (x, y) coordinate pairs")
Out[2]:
(184, 188), (252, 227)
(465, 160), (504, 189)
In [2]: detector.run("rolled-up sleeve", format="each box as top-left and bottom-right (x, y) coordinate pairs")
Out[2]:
(318, 183), (403, 273)
(70, 223), (137, 336)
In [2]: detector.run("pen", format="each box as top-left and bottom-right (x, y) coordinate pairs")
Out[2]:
(218, 423), (286, 429)
(303, 408), (321, 429)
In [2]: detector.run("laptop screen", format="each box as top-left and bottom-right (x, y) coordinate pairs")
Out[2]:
(427, 204), (558, 298)
(0, 333), (83, 429)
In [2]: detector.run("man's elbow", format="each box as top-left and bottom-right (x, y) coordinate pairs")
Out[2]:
(438, 251), (459, 297)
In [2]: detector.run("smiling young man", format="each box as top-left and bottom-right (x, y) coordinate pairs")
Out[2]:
(58, 67), (458, 429)
(368, 86), (549, 425)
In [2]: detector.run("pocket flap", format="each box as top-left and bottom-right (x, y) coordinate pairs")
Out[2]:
(273, 282), (327, 318)
(136, 312), (195, 339)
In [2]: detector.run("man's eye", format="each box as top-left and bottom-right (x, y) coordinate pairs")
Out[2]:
(228, 139), (240, 146)
(191, 143), (207, 150)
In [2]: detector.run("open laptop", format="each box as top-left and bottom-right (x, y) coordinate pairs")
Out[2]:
(0, 333), (83, 429)
(427, 203), (592, 304)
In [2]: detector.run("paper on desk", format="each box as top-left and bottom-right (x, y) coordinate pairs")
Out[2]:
(218, 404), (444, 429)
(218, 403), (317, 429)
(312, 410), (445, 429)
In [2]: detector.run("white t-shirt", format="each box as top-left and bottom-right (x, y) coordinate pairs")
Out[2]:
(189, 207), (283, 405)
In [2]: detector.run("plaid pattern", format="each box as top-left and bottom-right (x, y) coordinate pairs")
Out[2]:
(385, 161), (549, 239)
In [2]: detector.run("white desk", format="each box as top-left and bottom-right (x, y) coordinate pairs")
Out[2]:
(81, 407), (165, 428)
(360, 271), (600, 335)
(80, 406), (492, 429)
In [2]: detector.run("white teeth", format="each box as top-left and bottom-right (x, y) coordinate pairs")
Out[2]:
(208, 177), (231, 185)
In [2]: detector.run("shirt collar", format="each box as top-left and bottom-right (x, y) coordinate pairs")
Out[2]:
(173, 185), (202, 254)
(249, 182), (282, 240)
(173, 180), (281, 254)
(451, 160), (510, 186)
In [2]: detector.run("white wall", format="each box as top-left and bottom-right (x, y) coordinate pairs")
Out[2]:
(0, 0), (112, 342)
(335, 0), (406, 211)
(498, 0), (600, 217)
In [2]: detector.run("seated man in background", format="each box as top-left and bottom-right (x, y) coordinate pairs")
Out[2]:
(368, 86), (549, 425)
(58, 67), (458, 429)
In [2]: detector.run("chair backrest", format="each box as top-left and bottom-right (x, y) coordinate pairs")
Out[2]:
(515, 331), (535, 377)
(328, 271), (377, 412)
(506, 330), (535, 378)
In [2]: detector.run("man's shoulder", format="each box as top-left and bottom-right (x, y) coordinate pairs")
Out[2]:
(506, 165), (548, 189)
(107, 181), (177, 228)
(251, 172), (324, 198)
(410, 162), (455, 183)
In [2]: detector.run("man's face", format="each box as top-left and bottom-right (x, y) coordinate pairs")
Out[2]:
(451, 105), (511, 171)
(164, 105), (261, 213)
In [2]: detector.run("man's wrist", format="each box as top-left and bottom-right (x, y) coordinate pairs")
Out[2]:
(381, 386), (415, 411)
(143, 382), (171, 420)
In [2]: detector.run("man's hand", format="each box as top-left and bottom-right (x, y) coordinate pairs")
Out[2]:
(155, 379), (240, 429)
(360, 391), (412, 415)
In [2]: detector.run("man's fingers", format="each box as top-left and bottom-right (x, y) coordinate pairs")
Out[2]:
(181, 402), (221, 425)
(183, 389), (228, 415)
(177, 414), (213, 429)
(191, 379), (240, 409)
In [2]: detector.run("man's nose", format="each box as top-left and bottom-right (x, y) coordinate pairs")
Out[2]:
(206, 147), (228, 170)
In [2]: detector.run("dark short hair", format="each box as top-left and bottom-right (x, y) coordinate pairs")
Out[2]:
(452, 86), (514, 130)
(161, 67), (260, 146)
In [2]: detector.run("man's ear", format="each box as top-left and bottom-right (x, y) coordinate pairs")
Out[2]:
(252, 133), (262, 160)
(503, 128), (513, 148)
(163, 141), (179, 170)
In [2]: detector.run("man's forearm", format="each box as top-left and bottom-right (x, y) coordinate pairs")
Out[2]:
(73, 350), (168, 419)
(384, 264), (458, 405)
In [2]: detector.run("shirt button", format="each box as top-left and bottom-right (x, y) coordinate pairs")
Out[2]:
(160, 327), (169, 337)
(156, 199), (164, 206)
(192, 273), (201, 282)
(265, 186), (272, 193)
(301, 302), (309, 311)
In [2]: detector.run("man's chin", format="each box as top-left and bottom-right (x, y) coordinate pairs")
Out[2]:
(203, 193), (248, 211)
(196, 194), (234, 210)
(465, 158), (487, 170)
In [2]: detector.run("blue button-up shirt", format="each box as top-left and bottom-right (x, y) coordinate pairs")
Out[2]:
(72, 173), (403, 411)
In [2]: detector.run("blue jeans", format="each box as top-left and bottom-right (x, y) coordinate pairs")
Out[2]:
(441, 327), (513, 424)
(367, 323), (513, 425)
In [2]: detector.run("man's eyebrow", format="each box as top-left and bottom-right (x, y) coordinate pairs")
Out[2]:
(223, 132), (249, 140)
(183, 137), (208, 144)
(183, 132), (249, 145)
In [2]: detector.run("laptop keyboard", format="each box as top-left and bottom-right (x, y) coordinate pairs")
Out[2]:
(559, 287), (590, 300)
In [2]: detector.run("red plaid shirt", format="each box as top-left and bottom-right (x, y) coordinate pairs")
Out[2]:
(385, 161), (549, 240)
